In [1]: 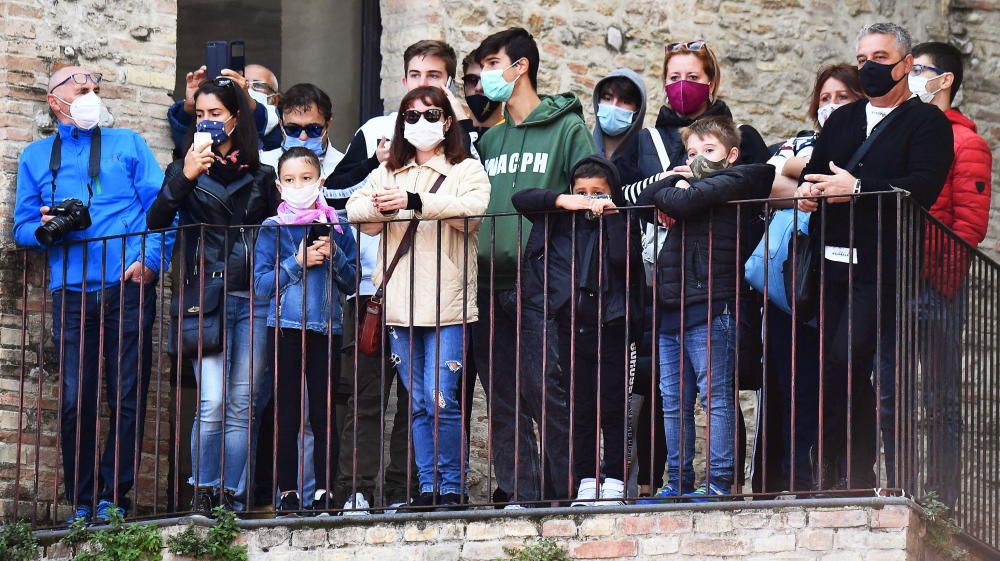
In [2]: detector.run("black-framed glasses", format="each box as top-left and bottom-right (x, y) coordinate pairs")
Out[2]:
(49, 72), (103, 93)
(462, 75), (481, 88)
(403, 108), (444, 124)
(665, 40), (707, 53)
(910, 63), (944, 76)
(283, 123), (325, 138)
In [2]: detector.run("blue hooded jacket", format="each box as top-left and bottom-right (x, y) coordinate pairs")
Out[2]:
(13, 123), (175, 291)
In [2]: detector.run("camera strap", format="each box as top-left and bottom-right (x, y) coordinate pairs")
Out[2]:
(49, 127), (101, 207)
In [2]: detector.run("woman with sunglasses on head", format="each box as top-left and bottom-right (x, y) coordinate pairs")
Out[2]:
(147, 77), (279, 514)
(346, 86), (490, 511)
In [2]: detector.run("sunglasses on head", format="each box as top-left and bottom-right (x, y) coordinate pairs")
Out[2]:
(49, 72), (104, 93)
(211, 76), (238, 89)
(283, 123), (325, 138)
(403, 108), (445, 124)
(665, 40), (707, 53)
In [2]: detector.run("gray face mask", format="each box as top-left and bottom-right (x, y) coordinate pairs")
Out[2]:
(689, 154), (730, 179)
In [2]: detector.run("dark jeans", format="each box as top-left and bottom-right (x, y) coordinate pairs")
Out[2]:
(819, 279), (891, 488)
(756, 306), (820, 492)
(271, 328), (340, 499)
(876, 286), (965, 507)
(53, 282), (156, 509)
(473, 289), (573, 502)
(557, 298), (629, 482)
(335, 296), (416, 506)
(632, 295), (665, 492)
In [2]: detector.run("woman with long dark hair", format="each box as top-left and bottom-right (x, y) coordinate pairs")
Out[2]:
(346, 86), (490, 510)
(147, 77), (278, 513)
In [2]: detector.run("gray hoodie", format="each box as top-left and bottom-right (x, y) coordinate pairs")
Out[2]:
(591, 68), (648, 158)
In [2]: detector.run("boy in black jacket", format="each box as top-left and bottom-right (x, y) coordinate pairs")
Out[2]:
(512, 156), (644, 506)
(635, 116), (774, 500)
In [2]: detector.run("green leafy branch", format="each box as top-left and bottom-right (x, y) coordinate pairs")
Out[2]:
(166, 507), (247, 561)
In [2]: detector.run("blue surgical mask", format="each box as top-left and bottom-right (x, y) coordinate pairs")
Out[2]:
(597, 103), (635, 136)
(195, 115), (234, 146)
(480, 59), (522, 102)
(283, 134), (327, 157)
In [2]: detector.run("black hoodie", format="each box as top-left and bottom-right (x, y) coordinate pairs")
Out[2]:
(511, 155), (645, 331)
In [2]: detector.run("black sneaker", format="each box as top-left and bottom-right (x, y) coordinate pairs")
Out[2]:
(406, 492), (437, 511)
(308, 490), (331, 517)
(191, 487), (216, 515)
(217, 489), (237, 513)
(277, 492), (301, 517)
(437, 493), (467, 511)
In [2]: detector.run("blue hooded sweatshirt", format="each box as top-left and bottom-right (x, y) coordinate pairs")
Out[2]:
(13, 122), (175, 292)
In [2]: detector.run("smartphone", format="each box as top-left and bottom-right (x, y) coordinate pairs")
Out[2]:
(445, 76), (459, 96)
(305, 222), (328, 246)
(193, 131), (213, 150)
(205, 40), (246, 78)
(229, 41), (245, 76)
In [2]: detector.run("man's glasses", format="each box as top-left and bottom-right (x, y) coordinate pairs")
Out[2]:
(248, 79), (277, 94)
(403, 108), (445, 124)
(49, 72), (103, 93)
(283, 123), (325, 138)
(463, 75), (481, 89)
(910, 64), (944, 76)
(665, 40), (707, 53)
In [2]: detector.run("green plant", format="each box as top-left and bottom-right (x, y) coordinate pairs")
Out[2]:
(0, 520), (40, 561)
(60, 509), (163, 561)
(917, 493), (968, 561)
(166, 507), (247, 561)
(496, 539), (572, 561)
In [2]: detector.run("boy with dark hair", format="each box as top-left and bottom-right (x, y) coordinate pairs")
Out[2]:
(512, 156), (644, 506)
(462, 51), (503, 133)
(473, 26), (595, 506)
(636, 116), (773, 501)
(592, 71), (646, 158)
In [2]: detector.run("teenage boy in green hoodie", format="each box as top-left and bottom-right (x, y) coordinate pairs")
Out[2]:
(473, 27), (595, 506)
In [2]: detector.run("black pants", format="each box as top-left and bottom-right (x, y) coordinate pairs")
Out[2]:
(557, 298), (629, 482)
(632, 309), (665, 491)
(271, 328), (341, 497)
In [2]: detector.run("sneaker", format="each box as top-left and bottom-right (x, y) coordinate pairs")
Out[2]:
(407, 491), (437, 511)
(437, 493), (467, 511)
(310, 490), (331, 517)
(66, 505), (92, 525)
(94, 500), (125, 523)
(571, 478), (598, 507)
(341, 492), (370, 517)
(217, 488), (237, 513)
(190, 486), (216, 515)
(599, 478), (626, 506)
(502, 503), (527, 510)
(276, 492), (301, 517)
(637, 483), (682, 504)
(383, 501), (406, 515)
(686, 482), (730, 503)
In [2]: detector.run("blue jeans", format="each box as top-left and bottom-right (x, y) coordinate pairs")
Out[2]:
(658, 310), (736, 491)
(388, 324), (467, 495)
(189, 294), (267, 505)
(53, 282), (156, 509)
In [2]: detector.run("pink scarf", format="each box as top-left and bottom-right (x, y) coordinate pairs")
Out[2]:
(270, 197), (344, 234)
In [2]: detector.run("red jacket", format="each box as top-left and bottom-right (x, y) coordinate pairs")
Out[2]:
(923, 109), (992, 297)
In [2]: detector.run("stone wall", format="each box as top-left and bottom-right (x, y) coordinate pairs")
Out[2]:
(0, 0), (178, 520)
(36, 501), (930, 561)
(379, 0), (1000, 258)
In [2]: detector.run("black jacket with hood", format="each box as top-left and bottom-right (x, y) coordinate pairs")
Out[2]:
(148, 159), (278, 292)
(511, 155), (645, 333)
(635, 163), (774, 308)
(592, 69), (647, 159)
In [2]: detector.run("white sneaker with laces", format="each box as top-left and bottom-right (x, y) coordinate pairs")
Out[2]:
(599, 478), (626, 506)
(341, 492), (370, 516)
(502, 503), (527, 510)
(572, 478), (598, 507)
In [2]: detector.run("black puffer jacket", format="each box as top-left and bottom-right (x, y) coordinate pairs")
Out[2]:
(147, 160), (278, 292)
(635, 164), (774, 308)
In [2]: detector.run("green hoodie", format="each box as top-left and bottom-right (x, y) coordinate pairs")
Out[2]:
(477, 92), (595, 289)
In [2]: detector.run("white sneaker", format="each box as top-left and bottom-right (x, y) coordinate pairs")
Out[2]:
(341, 492), (370, 516)
(572, 478), (598, 507)
(599, 478), (626, 506)
(383, 501), (406, 515)
(502, 503), (527, 510)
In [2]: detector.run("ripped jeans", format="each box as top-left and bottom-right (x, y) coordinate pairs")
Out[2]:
(388, 324), (468, 495)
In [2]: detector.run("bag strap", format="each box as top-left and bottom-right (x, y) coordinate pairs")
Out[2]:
(646, 128), (671, 172)
(845, 97), (917, 172)
(373, 173), (447, 298)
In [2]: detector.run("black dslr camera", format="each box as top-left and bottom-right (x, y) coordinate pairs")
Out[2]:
(35, 198), (92, 246)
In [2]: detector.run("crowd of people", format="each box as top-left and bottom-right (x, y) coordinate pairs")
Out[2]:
(12, 21), (992, 523)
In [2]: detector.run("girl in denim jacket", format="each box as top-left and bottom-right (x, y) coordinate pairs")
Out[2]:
(253, 147), (357, 514)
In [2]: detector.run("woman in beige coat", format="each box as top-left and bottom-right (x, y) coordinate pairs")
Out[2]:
(346, 86), (490, 509)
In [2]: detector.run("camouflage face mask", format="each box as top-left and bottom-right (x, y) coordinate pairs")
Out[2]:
(689, 153), (731, 179)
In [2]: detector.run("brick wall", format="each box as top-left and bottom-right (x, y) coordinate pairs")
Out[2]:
(0, 0), (177, 520)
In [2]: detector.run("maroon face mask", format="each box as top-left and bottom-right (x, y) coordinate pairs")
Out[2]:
(665, 80), (710, 116)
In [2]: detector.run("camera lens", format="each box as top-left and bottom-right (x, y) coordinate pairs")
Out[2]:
(35, 215), (72, 246)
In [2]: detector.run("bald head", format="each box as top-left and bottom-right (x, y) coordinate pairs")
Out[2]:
(48, 66), (91, 94)
(47, 65), (101, 124)
(245, 64), (278, 92)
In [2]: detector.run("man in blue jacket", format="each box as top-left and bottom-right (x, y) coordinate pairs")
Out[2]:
(13, 65), (174, 524)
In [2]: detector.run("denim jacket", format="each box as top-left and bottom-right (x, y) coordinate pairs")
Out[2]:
(253, 219), (358, 333)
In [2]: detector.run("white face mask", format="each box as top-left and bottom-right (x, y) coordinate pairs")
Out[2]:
(403, 117), (445, 152)
(816, 102), (846, 128)
(908, 74), (944, 104)
(279, 179), (322, 209)
(248, 89), (275, 108)
(55, 91), (103, 130)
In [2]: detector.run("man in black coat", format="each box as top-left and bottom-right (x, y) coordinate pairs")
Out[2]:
(796, 22), (954, 490)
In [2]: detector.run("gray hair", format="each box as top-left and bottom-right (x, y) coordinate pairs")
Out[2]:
(857, 22), (913, 56)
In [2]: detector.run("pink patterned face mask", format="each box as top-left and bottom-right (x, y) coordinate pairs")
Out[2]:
(665, 79), (711, 116)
